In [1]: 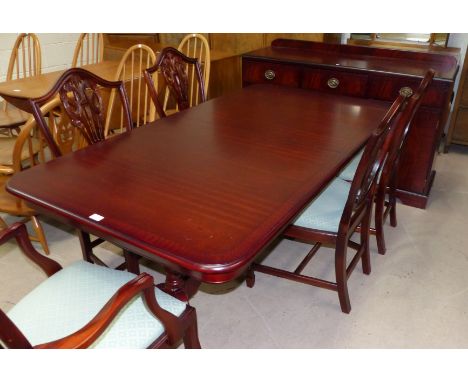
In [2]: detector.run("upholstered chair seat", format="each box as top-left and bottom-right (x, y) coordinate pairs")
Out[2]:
(338, 149), (364, 182)
(7, 260), (187, 348)
(294, 177), (351, 233)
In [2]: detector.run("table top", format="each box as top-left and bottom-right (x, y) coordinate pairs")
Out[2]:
(7, 84), (388, 283)
(0, 61), (120, 101)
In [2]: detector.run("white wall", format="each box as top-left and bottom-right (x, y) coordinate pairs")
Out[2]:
(0, 33), (80, 82)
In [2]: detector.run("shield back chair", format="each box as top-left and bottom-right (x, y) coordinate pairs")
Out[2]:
(28, 67), (134, 271)
(247, 93), (408, 314)
(166, 33), (211, 109)
(71, 33), (104, 67)
(0, 222), (201, 349)
(144, 47), (206, 119)
(338, 70), (435, 255)
(0, 100), (60, 254)
(105, 44), (157, 136)
(0, 33), (42, 137)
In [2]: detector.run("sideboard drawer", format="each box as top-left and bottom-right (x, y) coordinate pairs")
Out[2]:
(301, 68), (369, 97)
(242, 60), (301, 87)
(368, 75), (450, 108)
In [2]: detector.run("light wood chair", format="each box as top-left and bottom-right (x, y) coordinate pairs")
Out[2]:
(71, 33), (104, 67)
(337, 70), (435, 255)
(247, 94), (408, 313)
(0, 222), (201, 349)
(0, 98), (65, 255)
(0, 33), (42, 137)
(29, 68), (133, 269)
(144, 47), (206, 119)
(105, 44), (157, 136)
(175, 33), (210, 101)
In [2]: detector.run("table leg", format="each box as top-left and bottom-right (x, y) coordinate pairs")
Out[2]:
(157, 268), (201, 302)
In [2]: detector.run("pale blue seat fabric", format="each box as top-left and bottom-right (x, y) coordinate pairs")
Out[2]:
(293, 177), (351, 233)
(7, 261), (187, 348)
(338, 149), (364, 181)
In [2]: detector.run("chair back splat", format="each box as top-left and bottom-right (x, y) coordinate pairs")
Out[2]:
(144, 47), (206, 119)
(29, 68), (133, 158)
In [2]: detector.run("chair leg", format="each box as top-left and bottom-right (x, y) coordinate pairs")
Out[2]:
(30, 216), (50, 255)
(361, 209), (372, 274)
(77, 230), (94, 263)
(182, 309), (201, 349)
(123, 249), (141, 274)
(335, 244), (351, 314)
(389, 195), (397, 227)
(374, 192), (387, 255)
(245, 265), (256, 288)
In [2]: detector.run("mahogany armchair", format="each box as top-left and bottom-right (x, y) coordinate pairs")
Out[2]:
(0, 222), (201, 349)
(338, 70), (435, 254)
(28, 67), (134, 270)
(144, 47), (206, 119)
(247, 93), (408, 313)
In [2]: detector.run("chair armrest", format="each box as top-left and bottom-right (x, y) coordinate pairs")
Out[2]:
(0, 309), (33, 348)
(34, 273), (166, 349)
(0, 222), (61, 276)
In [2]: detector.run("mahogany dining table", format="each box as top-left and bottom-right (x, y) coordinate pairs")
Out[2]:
(5, 84), (389, 299)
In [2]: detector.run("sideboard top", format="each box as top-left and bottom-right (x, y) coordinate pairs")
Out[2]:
(243, 39), (459, 81)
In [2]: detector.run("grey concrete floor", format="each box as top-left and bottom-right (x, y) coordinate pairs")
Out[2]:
(1, 145), (468, 349)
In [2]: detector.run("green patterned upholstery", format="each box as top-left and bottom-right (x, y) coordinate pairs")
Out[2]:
(338, 149), (363, 181)
(7, 261), (187, 348)
(293, 177), (351, 233)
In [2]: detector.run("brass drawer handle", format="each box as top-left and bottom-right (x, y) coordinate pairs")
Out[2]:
(327, 77), (340, 89)
(264, 69), (276, 80)
(399, 86), (414, 97)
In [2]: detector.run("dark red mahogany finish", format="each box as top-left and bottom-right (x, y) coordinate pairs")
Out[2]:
(0, 223), (200, 349)
(242, 39), (459, 209)
(7, 85), (388, 294)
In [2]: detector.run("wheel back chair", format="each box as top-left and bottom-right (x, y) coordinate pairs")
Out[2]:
(0, 222), (201, 348)
(247, 92), (408, 313)
(71, 33), (104, 67)
(0, 97), (71, 255)
(337, 69), (435, 254)
(105, 44), (157, 136)
(28, 67), (135, 271)
(144, 47), (206, 119)
(0, 33), (41, 137)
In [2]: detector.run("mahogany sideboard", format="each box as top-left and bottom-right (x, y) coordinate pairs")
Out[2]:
(242, 39), (459, 208)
